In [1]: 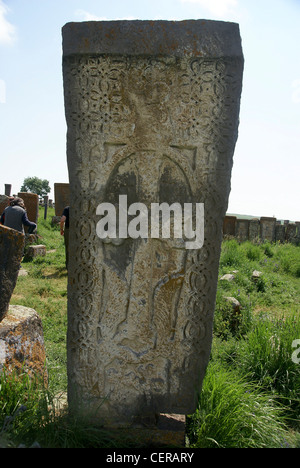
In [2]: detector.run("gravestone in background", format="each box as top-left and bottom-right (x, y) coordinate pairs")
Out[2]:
(63, 20), (244, 425)
(260, 216), (276, 242)
(236, 218), (249, 241)
(285, 223), (297, 242)
(4, 184), (12, 196)
(249, 218), (260, 241)
(275, 223), (286, 243)
(0, 195), (9, 218)
(18, 192), (39, 224)
(223, 215), (237, 237)
(54, 183), (70, 217)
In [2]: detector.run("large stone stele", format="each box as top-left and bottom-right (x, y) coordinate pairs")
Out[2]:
(63, 19), (244, 426)
(0, 225), (25, 322)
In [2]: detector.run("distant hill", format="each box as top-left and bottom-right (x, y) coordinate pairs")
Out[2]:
(226, 213), (260, 220)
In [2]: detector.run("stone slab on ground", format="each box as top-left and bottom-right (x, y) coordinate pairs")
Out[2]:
(25, 244), (46, 259)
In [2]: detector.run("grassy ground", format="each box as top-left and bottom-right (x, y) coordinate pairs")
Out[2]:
(9, 207), (68, 394)
(1, 208), (300, 447)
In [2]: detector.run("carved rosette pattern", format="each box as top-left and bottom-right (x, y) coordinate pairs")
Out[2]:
(64, 51), (243, 421)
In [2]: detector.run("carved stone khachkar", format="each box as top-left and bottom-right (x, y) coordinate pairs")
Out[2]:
(63, 20), (244, 425)
(0, 225), (25, 322)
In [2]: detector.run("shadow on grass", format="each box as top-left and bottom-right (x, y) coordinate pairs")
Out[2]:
(41, 267), (68, 279)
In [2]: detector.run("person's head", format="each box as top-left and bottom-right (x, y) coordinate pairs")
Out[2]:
(10, 197), (25, 208)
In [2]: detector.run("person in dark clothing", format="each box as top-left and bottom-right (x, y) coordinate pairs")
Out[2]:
(60, 206), (69, 269)
(0, 197), (37, 233)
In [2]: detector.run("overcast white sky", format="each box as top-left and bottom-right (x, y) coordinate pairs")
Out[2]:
(1, 0), (300, 220)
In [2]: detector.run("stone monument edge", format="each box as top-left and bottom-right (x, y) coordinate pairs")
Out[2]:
(62, 19), (243, 59)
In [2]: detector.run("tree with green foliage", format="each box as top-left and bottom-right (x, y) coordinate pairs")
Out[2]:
(20, 176), (50, 198)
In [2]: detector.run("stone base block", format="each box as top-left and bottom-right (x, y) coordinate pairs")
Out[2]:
(105, 414), (186, 448)
(25, 244), (46, 259)
(0, 305), (47, 383)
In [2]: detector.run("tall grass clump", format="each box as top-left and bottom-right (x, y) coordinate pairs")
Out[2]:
(0, 369), (120, 448)
(0, 368), (51, 447)
(219, 239), (245, 268)
(186, 361), (290, 448)
(234, 314), (300, 422)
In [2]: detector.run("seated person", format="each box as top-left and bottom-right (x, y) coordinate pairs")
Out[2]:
(0, 197), (37, 233)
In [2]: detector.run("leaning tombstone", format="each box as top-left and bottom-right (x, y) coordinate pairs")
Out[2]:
(62, 20), (244, 429)
(0, 225), (25, 322)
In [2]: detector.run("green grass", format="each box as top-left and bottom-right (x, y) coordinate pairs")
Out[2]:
(186, 361), (291, 448)
(9, 207), (68, 394)
(1, 212), (300, 447)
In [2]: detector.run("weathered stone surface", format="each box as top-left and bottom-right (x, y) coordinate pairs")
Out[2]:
(252, 270), (262, 279)
(4, 184), (12, 196)
(275, 224), (286, 243)
(25, 244), (46, 259)
(0, 305), (47, 382)
(18, 192), (39, 225)
(285, 223), (297, 242)
(236, 219), (249, 241)
(224, 296), (241, 308)
(107, 413), (186, 447)
(220, 273), (235, 282)
(249, 218), (260, 241)
(260, 217), (276, 242)
(223, 216), (236, 237)
(18, 267), (28, 277)
(54, 183), (70, 217)
(0, 194), (9, 217)
(63, 19), (244, 424)
(0, 225), (25, 322)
